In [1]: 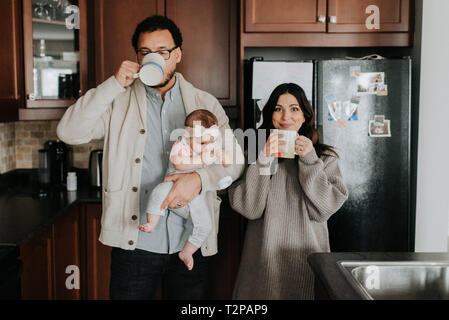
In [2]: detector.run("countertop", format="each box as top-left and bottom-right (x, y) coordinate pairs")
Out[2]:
(307, 252), (449, 300)
(0, 169), (101, 247)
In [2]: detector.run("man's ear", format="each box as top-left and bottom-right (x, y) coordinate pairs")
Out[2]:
(175, 47), (182, 63)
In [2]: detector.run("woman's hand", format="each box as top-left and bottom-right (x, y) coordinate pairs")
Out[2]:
(295, 135), (314, 157)
(264, 131), (286, 157)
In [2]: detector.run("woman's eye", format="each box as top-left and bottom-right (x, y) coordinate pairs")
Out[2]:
(274, 107), (281, 112)
(292, 107), (300, 112)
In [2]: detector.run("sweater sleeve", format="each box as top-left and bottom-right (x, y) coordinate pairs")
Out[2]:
(56, 76), (126, 145)
(298, 149), (349, 223)
(228, 152), (276, 220)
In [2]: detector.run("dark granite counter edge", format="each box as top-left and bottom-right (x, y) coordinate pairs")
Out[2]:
(307, 252), (449, 300)
(0, 169), (101, 248)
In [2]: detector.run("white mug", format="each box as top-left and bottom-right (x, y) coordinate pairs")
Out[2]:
(133, 53), (166, 86)
(277, 130), (298, 159)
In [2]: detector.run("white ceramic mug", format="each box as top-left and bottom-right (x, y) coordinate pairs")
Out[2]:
(277, 130), (298, 159)
(133, 53), (166, 86)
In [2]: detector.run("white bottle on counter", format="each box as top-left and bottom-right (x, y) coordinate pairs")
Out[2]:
(67, 172), (77, 191)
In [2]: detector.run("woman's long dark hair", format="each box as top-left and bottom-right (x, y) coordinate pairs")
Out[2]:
(260, 83), (337, 158)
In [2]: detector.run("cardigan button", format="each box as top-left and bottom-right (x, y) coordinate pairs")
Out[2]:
(140, 129), (146, 134)
(135, 158), (141, 164)
(131, 215), (138, 221)
(132, 187), (138, 192)
(128, 240), (134, 246)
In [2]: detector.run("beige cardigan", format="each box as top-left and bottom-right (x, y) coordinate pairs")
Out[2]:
(57, 73), (245, 256)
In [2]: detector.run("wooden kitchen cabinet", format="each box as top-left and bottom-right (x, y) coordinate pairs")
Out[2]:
(0, 0), (23, 122)
(206, 194), (244, 299)
(19, 0), (89, 120)
(20, 204), (81, 300)
(83, 202), (111, 300)
(52, 205), (81, 300)
(242, 0), (412, 47)
(19, 197), (244, 299)
(245, 0), (327, 33)
(20, 226), (53, 299)
(166, 0), (238, 105)
(92, 0), (237, 106)
(92, 0), (165, 85)
(327, 0), (410, 33)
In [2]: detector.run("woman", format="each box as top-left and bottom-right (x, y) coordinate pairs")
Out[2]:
(229, 83), (348, 300)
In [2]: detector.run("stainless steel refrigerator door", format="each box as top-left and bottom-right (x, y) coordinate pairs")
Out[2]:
(316, 58), (412, 252)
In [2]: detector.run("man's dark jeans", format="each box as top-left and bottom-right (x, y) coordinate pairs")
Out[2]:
(109, 247), (210, 300)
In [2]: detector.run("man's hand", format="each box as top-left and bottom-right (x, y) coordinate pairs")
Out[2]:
(114, 61), (140, 88)
(160, 172), (202, 210)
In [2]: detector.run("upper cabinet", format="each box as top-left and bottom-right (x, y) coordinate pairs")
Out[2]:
(93, 0), (165, 85)
(245, 0), (327, 32)
(19, 0), (88, 120)
(93, 0), (237, 106)
(0, 0), (23, 122)
(242, 0), (412, 47)
(166, 0), (237, 105)
(327, 0), (410, 33)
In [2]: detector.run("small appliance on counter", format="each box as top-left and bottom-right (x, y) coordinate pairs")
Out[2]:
(38, 140), (73, 195)
(89, 150), (103, 189)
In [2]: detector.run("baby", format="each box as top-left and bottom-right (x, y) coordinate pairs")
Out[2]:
(138, 109), (232, 270)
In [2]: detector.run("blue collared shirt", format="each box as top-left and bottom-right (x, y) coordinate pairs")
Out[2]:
(136, 76), (193, 254)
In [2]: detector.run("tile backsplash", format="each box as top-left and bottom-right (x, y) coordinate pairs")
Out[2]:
(0, 123), (16, 173)
(0, 121), (103, 174)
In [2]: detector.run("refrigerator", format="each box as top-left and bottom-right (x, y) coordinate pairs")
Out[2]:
(245, 57), (413, 252)
(316, 58), (413, 252)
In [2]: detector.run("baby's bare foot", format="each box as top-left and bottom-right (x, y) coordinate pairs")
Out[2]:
(138, 223), (156, 233)
(178, 251), (194, 270)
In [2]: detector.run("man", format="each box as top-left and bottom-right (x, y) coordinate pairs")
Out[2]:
(57, 15), (244, 299)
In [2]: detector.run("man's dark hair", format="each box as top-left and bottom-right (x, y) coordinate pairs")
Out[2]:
(132, 15), (183, 52)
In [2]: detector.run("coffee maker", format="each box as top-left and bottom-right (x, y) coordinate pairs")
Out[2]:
(38, 140), (72, 194)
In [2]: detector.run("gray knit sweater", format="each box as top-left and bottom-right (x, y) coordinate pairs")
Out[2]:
(228, 149), (348, 300)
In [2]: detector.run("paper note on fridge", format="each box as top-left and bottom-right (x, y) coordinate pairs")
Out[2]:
(252, 61), (314, 101)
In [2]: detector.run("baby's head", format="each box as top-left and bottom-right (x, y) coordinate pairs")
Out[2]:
(184, 109), (219, 154)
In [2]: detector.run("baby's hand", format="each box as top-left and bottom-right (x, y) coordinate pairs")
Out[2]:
(215, 148), (232, 168)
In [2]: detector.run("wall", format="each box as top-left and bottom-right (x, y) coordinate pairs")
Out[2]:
(414, 0), (449, 252)
(0, 123), (16, 173)
(0, 120), (103, 174)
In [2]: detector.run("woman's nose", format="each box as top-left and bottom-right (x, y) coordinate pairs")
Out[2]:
(281, 111), (289, 120)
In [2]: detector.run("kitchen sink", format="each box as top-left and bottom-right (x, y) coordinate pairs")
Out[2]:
(338, 261), (449, 300)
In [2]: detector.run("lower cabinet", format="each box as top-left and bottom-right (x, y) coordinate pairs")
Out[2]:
(20, 204), (81, 300)
(20, 226), (54, 300)
(20, 197), (244, 300)
(83, 203), (111, 300)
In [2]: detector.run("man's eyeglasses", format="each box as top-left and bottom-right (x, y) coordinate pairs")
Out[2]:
(136, 46), (179, 60)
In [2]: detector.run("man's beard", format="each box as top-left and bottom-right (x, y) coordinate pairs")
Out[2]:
(150, 69), (176, 89)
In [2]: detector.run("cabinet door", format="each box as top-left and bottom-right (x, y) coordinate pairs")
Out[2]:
(20, 227), (53, 300)
(245, 0), (327, 32)
(53, 205), (81, 300)
(206, 195), (244, 299)
(22, 0), (88, 108)
(166, 0), (237, 106)
(94, 0), (165, 84)
(0, 0), (23, 122)
(328, 0), (410, 33)
(84, 203), (111, 300)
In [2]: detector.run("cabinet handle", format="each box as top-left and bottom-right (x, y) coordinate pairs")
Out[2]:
(318, 15), (326, 23)
(27, 93), (36, 101)
(329, 16), (337, 24)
